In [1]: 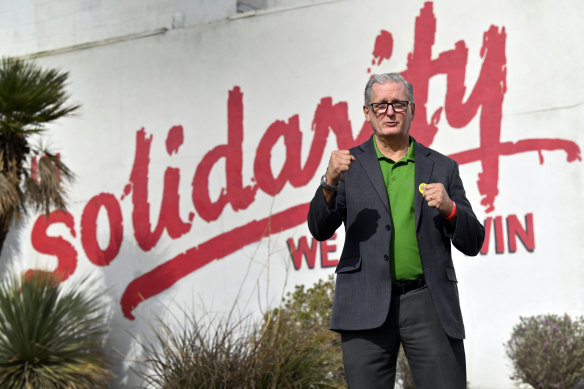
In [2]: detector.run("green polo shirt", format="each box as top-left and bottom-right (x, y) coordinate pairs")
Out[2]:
(373, 136), (423, 281)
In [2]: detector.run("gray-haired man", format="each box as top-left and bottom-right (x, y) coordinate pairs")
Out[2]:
(307, 73), (484, 388)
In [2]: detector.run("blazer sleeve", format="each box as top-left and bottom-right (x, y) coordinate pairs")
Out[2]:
(445, 162), (485, 256)
(307, 179), (346, 242)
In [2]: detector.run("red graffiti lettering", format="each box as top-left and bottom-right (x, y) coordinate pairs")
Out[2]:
(121, 203), (309, 320)
(28, 1), (580, 321)
(31, 153), (62, 183)
(192, 86), (257, 222)
(287, 235), (318, 270)
(397, 2), (580, 212)
(507, 213), (535, 253)
(320, 234), (339, 268)
(368, 30), (393, 73)
(129, 128), (192, 251)
(254, 115), (301, 195)
(166, 125), (184, 155)
(254, 97), (366, 196)
(28, 210), (77, 281)
(494, 215), (505, 254)
(481, 217), (492, 255)
(480, 213), (534, 254)
(81, 193), (123, 266)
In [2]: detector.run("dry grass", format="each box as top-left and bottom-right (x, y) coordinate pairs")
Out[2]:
(135, 275), (415, 388)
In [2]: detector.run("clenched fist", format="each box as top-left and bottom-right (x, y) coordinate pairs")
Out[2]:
(325, 150), (356, 186)
(423, 183), (455, 219)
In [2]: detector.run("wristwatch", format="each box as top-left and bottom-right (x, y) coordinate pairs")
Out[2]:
(320, 174), (338, 191)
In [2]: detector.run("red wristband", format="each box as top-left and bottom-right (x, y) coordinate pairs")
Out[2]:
(444, 201), (456, 220)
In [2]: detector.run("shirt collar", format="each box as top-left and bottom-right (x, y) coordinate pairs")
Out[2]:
(373, 135), (416, 163)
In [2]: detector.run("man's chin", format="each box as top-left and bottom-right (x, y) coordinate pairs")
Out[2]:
(377, 129), (405, 137)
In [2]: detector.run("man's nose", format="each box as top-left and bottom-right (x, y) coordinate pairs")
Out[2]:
(385, 105), (396, 116)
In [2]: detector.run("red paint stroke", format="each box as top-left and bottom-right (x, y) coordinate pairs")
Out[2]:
(398, 1), (581, 212)
(129, 129), (192, 251)
(120, 202), (309, 319)
(401, 2), (509, 212)
(120, 183), (132, 200)
(192, 86), (258, 222)
(373, 30), (393, 66)
(31, 153), (63, 183)
(81, 193), (123, 266)
(449, 139), (582, 165)
(166, 125), (184, 155)
(28, 210), (78, 282)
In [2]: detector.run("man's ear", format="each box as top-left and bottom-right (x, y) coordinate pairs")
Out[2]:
(410, 102), (416, 120)
(363, 105), (371, 123)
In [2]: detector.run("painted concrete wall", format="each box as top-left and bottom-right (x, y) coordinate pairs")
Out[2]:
(0, 0), (238, 57)
(1, 0), (583, 387)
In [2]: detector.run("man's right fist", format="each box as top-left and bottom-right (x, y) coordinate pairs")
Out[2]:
(325, 150), (356, 186)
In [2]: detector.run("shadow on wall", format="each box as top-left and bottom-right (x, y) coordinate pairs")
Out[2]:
(0, 221), (27, 275)
(97, 236), (175, 388)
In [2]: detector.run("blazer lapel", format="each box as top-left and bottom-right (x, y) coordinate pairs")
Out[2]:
(355, 138), (390, 214)
(414, 141), (434, 230)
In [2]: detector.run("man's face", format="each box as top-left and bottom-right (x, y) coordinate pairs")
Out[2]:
(363, 81), (415, 140)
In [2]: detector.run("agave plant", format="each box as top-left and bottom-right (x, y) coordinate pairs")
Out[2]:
(0, 57), (79, 256)
(0, 271), (113, 388)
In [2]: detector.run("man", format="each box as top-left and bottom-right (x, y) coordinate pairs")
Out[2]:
(307, 73), (485, 388)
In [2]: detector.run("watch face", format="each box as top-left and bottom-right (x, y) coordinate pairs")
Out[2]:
(320, 174), (337, 190)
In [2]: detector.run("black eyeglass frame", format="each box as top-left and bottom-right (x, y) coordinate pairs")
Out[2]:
(369, 100), (410, 115)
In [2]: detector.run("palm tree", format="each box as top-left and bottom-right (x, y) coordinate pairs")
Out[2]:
(0, 57), (79, 256)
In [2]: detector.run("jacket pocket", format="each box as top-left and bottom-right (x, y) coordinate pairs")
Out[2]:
(335, 256), (362, 273)
(446, 267), (458, 283)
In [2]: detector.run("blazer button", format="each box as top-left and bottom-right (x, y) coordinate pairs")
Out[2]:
(385, 225), (391, 231)
(384, 255), (389, 261)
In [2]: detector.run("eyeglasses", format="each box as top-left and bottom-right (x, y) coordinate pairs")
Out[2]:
(370, 101), (410, 116)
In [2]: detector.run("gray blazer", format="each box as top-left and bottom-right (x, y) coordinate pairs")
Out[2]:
(307, 137), (485, 339)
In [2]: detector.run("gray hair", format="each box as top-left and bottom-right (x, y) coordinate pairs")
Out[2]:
(363, 73), (414, 105)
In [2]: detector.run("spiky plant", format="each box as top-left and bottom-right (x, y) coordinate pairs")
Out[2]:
(0, 271), (114, 388)
(0, 57), (79, 255)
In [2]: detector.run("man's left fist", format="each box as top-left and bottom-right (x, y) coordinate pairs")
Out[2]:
(423, 183), (454, 218)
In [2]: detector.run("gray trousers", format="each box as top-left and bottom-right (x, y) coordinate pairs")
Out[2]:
(340, 286), (466, 389)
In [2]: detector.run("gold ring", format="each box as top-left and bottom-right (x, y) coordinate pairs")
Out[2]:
(430, 195), (433, 200)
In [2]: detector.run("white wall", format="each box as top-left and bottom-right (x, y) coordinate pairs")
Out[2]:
(1, 0), (583, 388)
(0, 0), (238, 57)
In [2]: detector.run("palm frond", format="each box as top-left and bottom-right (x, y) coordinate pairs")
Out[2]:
(0, 57), (79, 249)
(30, 150), (74, 214)
(0, 173), (20, 216)
(0, 57), (80, 138)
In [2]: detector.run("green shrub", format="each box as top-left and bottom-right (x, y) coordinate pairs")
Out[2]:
(137, 275), (413, 388)
(274, 275), (412, 389)
(261, 275), (344, 388)
(505, 314), (584, 389)
(0, 271), (113, 388)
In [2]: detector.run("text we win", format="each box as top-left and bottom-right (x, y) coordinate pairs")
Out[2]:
(287, 213), (535, 269)
(287, 234), (340, 270)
